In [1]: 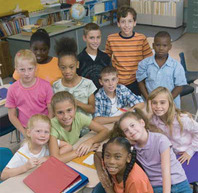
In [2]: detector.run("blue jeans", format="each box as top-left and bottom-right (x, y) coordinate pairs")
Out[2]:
(153, 180), (192, 193)
(92, 183), (106, 193)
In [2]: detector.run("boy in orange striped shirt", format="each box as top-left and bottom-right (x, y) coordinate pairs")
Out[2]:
(105, 6), (153, 95)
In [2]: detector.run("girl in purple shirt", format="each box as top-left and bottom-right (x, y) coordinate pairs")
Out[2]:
(148, 86), (198, 186)
(112, 108), (192, 193)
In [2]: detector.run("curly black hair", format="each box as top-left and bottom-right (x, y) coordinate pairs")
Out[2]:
(54, 37), (77, 60)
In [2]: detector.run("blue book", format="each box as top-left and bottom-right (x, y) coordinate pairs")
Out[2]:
(63, 167), (89, 193)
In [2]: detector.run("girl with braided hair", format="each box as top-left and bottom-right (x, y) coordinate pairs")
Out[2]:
(114, 108), (192, 193)
(93, 137), (153, 193)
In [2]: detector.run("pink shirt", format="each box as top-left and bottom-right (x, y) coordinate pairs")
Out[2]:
(5, 78), (53, 127)
(151, 114), (198, 157)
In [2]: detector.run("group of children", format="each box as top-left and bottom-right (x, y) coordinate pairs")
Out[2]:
(1, 5), (197, 193)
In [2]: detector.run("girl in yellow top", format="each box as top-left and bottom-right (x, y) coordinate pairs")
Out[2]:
(13, 29), (62, 85)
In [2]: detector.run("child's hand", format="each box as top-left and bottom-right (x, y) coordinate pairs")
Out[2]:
(178, 152), (192, 165)
(90, 143), (100, 152)
(100, 162), (114, 191)
(37, 157), (48, 165)
(76, 140), (93, 157)
(75, 99), (80, 107)
(26, 158), (38, 170)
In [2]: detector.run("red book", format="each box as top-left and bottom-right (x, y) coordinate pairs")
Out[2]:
(23, 156), (81, 193)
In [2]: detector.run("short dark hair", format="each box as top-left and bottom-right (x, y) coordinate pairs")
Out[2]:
(117, 6), (137, 22)
(100, 66), (118, 79)
(154, 31), (171, 41)
(83, 23), (101, 36)
(30, 29), (50, 48)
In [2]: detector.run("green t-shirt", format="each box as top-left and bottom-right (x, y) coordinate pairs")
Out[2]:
(51, 112), (92, 145)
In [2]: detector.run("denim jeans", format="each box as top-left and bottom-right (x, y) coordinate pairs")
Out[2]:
(92, 183), (106, 193)
(153, 180), (192, 193)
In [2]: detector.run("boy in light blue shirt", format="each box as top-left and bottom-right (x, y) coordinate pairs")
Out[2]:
(136, 31), (187, 108)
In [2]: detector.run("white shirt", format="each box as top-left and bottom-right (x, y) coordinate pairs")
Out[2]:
(6, 142), (49, 168)
(88, 53), (97, 61)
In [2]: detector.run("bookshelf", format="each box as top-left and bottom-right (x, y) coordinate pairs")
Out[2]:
(130, 0), (184, 28)
(28, 7), (71, 26)
(85, 0), (117, 26)
(0, 11), (29, 39)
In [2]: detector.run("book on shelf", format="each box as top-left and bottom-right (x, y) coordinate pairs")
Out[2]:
(0, 13), (29, 37)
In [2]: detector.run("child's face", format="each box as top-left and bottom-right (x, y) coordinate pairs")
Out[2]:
(151, 93), (169, 117)
(54, 100), (76, 130)
(16, 59), (37, 85)
(104, 142), (131, 176)
(117, 13), (136, 37)
(120, 117), (146, 144)
(153, 37), (172, 58)
(30, 41), (49, 64)
(99, 73), (118, 95)
(27, 120), (50, 146)
(83, 30), (101, 51)
(59, 55), (78, 81)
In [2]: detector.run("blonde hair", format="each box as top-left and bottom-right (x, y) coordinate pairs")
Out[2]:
(111, 108), (163, 138)
(51, 91), (76, 113)
(14, 49), (37, 69)
(24, 114), (51, 148)
(147, 87), (187, 136)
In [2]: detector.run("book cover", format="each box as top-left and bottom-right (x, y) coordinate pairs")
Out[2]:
(23, 156), (88, 193)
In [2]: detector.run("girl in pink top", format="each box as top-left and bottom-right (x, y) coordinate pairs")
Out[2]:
(5, 49), (53, 137)
(13, 29), (62, 85)
(148, 86), (198, 184)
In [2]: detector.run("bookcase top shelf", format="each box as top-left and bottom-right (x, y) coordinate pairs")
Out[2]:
(0, 10), (29, 19)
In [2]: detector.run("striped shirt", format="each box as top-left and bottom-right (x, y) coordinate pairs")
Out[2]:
(105, 32), (153, 85)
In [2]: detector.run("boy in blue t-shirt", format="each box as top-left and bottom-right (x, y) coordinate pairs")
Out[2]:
(136, 31), (187, 108)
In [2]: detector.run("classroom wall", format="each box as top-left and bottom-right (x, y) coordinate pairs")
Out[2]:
(0, 0), (43, 16)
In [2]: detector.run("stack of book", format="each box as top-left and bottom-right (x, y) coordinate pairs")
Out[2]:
(0, 12), (29, 38)
(23, 156), (89, 193)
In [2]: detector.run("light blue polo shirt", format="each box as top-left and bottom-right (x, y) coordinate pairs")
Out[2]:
(136, 55), (187, 108)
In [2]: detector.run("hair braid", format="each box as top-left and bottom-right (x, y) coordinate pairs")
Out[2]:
(123, 148), (136, 192)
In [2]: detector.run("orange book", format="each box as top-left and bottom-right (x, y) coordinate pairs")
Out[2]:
(23, 156), (88, 193)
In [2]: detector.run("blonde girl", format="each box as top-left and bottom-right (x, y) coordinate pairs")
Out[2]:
(1, 114), (50, 180)
(13, 29), (62, 85)
(5, 49), (53, 136)
(113, 109), (192, 193)
(49, 91), (109, 163)
(148, 86), (198, 184)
